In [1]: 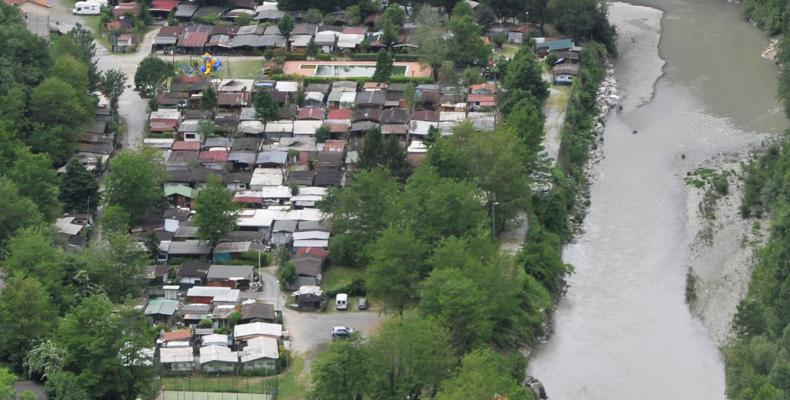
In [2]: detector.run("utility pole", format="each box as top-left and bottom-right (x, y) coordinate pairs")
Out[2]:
(491, 200), (499, 238)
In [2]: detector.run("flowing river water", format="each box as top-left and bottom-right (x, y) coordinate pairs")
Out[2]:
(527, 0), (787, 399)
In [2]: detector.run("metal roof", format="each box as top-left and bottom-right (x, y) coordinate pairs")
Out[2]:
(144, 298), (178, 316)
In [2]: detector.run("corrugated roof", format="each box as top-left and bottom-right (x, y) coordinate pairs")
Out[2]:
(179, 31), (209, 48)
(145, 298), (178, 316)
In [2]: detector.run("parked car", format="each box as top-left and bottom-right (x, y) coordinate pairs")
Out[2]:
(335, 293), (348, 310)
(332, 326), (354, 339)
(358, 297), (369, 310)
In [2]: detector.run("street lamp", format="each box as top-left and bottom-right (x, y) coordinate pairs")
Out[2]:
(491, 201), (500, 238)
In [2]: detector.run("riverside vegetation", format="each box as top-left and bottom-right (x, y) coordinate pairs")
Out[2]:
(719, 0), (790, 399)
(309, 8), (613, 400)
(0, 0), (616, 398)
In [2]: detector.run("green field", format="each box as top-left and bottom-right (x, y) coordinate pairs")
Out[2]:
(167, 57), (263, 79)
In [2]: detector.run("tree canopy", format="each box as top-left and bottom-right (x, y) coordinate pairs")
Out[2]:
(194, 175), (239, 248)
(103, 149), (165, 224)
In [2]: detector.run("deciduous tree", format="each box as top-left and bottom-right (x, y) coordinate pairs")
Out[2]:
(103, 149), (165, 223)
(7, 147), (61, 221)
(134, 56), (172, 95)
(372, 50), (394, 82)
(0, 275), (57, 370)
(0, 178), (43, 245)
(194, 175), (238, 248)
(366, 226), (428, 315)
(367, 315), (455, 399)
(435, 347), (534, 400)
(59, 159), (100, 214)
(309, 337), (369, 400)
(100, 69), (127, 111)
(254, 91), (278, 122)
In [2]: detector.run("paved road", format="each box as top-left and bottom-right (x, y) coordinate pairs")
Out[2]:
(541, 72), (569, 165)
(257, 266), (383, 354)
(50, 0), (154, 149)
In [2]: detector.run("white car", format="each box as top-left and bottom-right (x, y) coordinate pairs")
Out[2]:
(332, 326), (354, 339)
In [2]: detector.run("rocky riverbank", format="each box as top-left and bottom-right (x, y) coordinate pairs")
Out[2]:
(684, 149), (770, 347)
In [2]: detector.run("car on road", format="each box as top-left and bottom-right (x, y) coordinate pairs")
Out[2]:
(358, 297), (369, 310)
(332, 326), (354, 339)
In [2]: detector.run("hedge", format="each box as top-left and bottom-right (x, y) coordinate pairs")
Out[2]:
(268, 73), (434, 86)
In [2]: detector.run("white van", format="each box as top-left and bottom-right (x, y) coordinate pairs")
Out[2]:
(72, 1), (101, 15)
(335, 293), (348, 310)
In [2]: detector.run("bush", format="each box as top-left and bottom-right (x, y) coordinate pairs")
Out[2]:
(325, 278), (366, 297)
(278, 261), (297, 287)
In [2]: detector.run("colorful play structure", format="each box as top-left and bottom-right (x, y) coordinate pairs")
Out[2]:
(199, 52), (222, 75)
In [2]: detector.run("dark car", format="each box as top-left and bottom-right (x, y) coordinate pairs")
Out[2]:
(358, 297), (369, 310)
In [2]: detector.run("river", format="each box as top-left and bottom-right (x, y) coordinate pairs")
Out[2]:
(527, 0), (786, 399)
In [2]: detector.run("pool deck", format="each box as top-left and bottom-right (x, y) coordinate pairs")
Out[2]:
(283, 60), (432, 78)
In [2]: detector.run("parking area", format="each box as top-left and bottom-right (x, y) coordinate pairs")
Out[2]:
(257, 267), (384, 354)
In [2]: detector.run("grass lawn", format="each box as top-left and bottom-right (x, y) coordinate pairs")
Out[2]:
(166, 56), (263, 79)
(80, 15), (114, 51)
(321, 265), (363, 292)
(159, 356), (306, 398)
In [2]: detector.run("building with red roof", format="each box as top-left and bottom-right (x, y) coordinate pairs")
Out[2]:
(172, 141), (201, 151)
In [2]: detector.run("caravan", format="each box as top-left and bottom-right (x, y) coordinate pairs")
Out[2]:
(72, 1), (102, 15)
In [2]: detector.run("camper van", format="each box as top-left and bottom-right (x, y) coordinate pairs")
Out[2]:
(72, 1), (101, 15)
(335, 293), (348, 311)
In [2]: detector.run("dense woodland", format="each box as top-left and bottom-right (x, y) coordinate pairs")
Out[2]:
(0, 0), (616, 398)
(723, 1), (790, 399)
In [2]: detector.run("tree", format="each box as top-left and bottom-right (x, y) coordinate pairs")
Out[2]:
(306, 37), (319, 58)
(0, 275), (57, 370)
(27, 77), (92, 164)
(372, 50), (394, 82)
(526, 0), (549, 32)
(55, 294), (154, 400)
(323, 168), (400, 267)
(194, 175), (238, 248)
(397, 166), (486, 245)
(100, 69), (127, 111)
(253, 91), (278, 122)
(367, 315), (455, 399)
(549, 0), (614, 48)
(487, 0), (527, 19)
(428, 123), (532, 232)
(315, 125), (331, 143)
(103, 149), (165, 223)
(357, 128), (412, 181)
(366, 226), (429, 315)
(448, 4), (490, 66)
(419, 268), (493, 354)
(504, 99), (546, 151)
(304, 8), (323, 24)
(197, 119), (217, 138)
(50, 55), (90, 95)
(134, 56), (172, 95)
(0, 9), (51, 94)
(412, 6), (449, 77)
(200, 86), (217, 112)
(6, 147), (61, 221)
(59, 158), (100, 214)
(44, 371), (89, 400)
(503, 47), (549, 103)
(0, 367), (14, 400)
(346, 5), (362, 25)
(476, 3), (497, 28)
(25, 340), (65, 380)
(101, 204), (130, 233)
(83, 232), (148, 301)
(0, 178), (43, 245)
(435, 348), (534, 400)
(62, 24), (98, 87)
(278, 14), (295, 51)
(309, 337), (369, 400)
